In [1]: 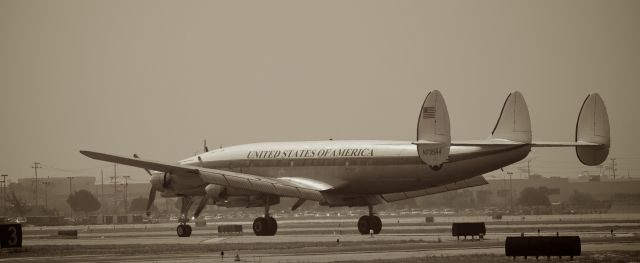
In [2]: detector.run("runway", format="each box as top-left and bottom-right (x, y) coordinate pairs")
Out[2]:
(3, 214), (640, 262)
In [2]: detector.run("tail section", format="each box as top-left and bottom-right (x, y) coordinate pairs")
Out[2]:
(415, 90), (451, 169)
(575, 93), (610, 165)
(490, 91), (532, 143)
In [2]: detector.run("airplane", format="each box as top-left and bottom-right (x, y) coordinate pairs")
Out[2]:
(80, 90), (610, 237)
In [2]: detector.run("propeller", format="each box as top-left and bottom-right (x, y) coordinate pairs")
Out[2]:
(204, 140), (209, 152)
(193, 184), (224, 219)
(134, 154), (166, 216)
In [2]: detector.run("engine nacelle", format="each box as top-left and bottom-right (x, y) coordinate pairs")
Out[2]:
(218, 195), (280, 208)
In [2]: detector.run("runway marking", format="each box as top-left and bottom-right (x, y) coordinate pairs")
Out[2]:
(199, 237), (227, 243)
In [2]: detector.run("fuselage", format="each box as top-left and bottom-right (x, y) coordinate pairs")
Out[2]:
(179, 140), (530, 195)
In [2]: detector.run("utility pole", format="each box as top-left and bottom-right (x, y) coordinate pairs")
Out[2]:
(1, 174), (7, 213)
(31, 162), (42, 208)
(66, 176), (74, 194)
(123, 175), (130, 214)
(101, 169), (104, 214)
(610, 158), (617, 180)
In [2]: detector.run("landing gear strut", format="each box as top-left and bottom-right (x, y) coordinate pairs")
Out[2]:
(177, 196), (194, 237)
(357, 205), (382, 235)
(253, 197), (278, 236)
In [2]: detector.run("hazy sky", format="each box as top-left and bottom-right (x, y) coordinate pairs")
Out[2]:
(1, 0), (639, 183)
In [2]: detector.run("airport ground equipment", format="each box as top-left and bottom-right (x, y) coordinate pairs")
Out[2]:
(81, 91), (611, 237)
(195, 219), (206, 227)
(218, 224), (243, 235)
(0, 224), (22, 248)
(505, 236), (581, 260)
(57, 230), (78, 238)
(452, 222), (486, 239)
(492, 214), (503, 220)
(424, 216), (434, 223)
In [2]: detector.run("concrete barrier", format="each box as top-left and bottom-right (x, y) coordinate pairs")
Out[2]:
(452, 222), (486, 239)
(505, 236), (581, 260)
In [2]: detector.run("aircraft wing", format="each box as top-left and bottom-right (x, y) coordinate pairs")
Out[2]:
(380, 175), (488, 202)
(80, 151), (326, 202)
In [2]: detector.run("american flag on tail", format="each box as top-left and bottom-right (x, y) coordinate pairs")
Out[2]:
(422, 106), (436, 119)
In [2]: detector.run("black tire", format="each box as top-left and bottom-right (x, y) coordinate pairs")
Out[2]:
(372, 216), (382, 234)
(253, 217), (268, 236)
(266, 216), (278, 236)
(177, 225), (187, 237)
(357, 216), (370, 235)
(185, 225), (192, 237)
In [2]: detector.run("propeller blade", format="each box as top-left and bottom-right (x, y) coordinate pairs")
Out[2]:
(193, 184), (224, 219)
(193, 196), (209, 219)
(204, 139), (209, 152)
(133, 154), (153, 176)
(146, 187), (156, 216)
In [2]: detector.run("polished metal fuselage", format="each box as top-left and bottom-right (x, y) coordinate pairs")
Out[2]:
(179, 140), (530, 195)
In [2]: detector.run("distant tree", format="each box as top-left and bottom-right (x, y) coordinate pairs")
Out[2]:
(517, 187), (551, 207)
(129, 196), (157, 212)
(476, 190), (492, 206)
(7, 192), (31, 216)
(569, 191), (596, 207)
(67, 190), (101, 216)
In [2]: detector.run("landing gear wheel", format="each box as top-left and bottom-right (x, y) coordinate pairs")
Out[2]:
(371, 216), (382, 234)
(253, 217), (269, 236)
(177, 224), (192, 237)
(357, 216), (371, 235)
(357, 215), (382, 235)
(266, 216), (278, 236)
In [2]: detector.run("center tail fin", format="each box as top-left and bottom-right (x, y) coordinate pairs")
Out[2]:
(490, 91), (532, 143)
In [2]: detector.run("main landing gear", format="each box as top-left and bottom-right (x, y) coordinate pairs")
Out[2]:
(357, 205), (382, 235)
(253, 198), (278, 236)
(176, 196), (194, 237)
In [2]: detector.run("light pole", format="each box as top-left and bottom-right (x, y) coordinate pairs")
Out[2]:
(67, 177), (74, 217)
(41, 180), (51, 211)
(507, 171), (514, 211)
(32, 162), (42, 208)
(123, 175), (130, 214)
(1, 174), (7, 213)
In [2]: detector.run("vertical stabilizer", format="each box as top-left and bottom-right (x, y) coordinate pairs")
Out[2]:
(576, 93), (610, 165)
(490, 91), (532, 143)
(416, 90), (450, 169)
